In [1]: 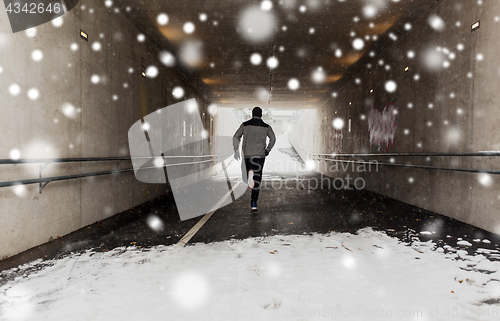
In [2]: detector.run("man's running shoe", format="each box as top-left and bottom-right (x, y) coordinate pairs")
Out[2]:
(248, 170), (255, 188)
(251, 201), (257, 211)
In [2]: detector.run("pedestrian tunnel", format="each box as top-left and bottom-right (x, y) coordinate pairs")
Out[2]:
(2, 0), (500, 320)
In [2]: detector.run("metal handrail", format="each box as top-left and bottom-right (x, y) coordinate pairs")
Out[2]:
(287, 134), (500, 175)
(0, 154), (222, 165)
(0, 152), (233, 192)
(311, 157), (500, 175)
(312, 152), (500, 157)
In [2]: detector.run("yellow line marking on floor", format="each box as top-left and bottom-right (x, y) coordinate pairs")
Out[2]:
(176, 181), (242, 248)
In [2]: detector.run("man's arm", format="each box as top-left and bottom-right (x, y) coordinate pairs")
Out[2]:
(233, 124), (244, 152)
(265, 126), (276, 155)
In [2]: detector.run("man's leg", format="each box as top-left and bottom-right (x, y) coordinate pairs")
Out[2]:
(242, 157), (250, 184)
(250, 157), (265, 202)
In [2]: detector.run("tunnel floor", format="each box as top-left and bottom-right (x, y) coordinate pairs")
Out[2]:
(3, 169), (500, 274)
(2, 140), (500, 320)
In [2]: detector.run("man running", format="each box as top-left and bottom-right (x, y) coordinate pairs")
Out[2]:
(233, 107), (276, 211)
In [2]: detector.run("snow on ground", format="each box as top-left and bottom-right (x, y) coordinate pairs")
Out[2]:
(2, 228), (500, 320)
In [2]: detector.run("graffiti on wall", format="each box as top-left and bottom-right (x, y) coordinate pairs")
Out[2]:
(368, 100), (398, 150)
(329, 128), (343, 154)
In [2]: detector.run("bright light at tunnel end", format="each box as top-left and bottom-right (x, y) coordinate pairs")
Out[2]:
(306, 159), (315, 171)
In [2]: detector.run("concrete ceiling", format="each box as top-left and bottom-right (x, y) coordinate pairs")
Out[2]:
(114, 0), (440, 109)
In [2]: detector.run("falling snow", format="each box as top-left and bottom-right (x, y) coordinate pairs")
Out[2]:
(333, 118), (344, 130)
(183, 22), (195, 34)
(31, 50), (43, 62)
(261, 0), (273, 11)
(157, 13), (169, 25)
(51, 17), (63, 27)
(428, 14), (445, 31)
(384, 80), (397, 93)
(363, 5), (377, 19)
(266, 56), (279, 69)
(238, 6), (275, 44)
(159, 51), (176, 67)
(147, 214), (165, 232)
(478, 173), (494, 187)
(445, 127), (461, 146)
(62, 103), (77, 119)
(92, 42), (102, 51)
(172, 87), (185, 99)
(388, 32), (398, 41)
(422, 47), (444, 71)
(287, 78), (299, 90)
(186, 100), (198, 113)
(311, 67), (325, 83)
(352, 38), (365, 50)
(27, 88), (39, 100)
(8, 84), (21, 96)
(142, 122), (150, 131)
(2, 1), (500, 318)
(208, 104), (217, 116)
(12, 184), (28, 198)
(250, 53), (262, 65)
(146, 66), (159, 78)
(255, 87), (268, 101)
(9, 149), (21, 160)
(90, 75), (100, 84)
(25, 27), (37, 37)
(180, 40), (204, 67)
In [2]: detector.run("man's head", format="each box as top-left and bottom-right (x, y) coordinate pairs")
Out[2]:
(252, 106), (263, 118)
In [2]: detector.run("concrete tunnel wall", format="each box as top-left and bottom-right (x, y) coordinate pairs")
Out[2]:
(214, 107), (241, 139)
(289, 0), (500, 235)
(0, 0), (225, 259)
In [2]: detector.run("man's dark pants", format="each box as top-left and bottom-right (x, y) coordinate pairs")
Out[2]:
(243, 156), (266, 202)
